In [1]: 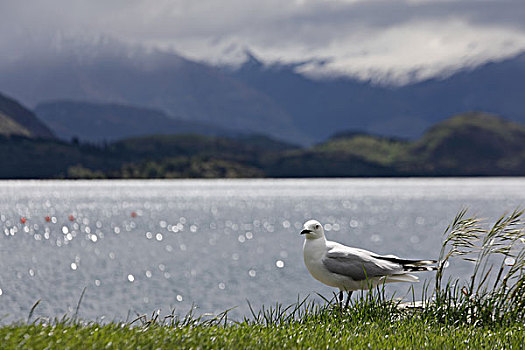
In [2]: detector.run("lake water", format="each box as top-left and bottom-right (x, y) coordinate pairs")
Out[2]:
(0, 178), (524, 324)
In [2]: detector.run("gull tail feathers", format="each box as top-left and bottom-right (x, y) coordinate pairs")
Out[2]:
(376, 255), (438, 271)
(383, 274), (419, 283)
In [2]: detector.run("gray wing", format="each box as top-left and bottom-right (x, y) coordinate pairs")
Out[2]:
(322, 242), (404, 281)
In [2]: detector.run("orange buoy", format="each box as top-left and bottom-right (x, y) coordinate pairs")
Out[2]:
(20, 217), (27, 224)
(131, 211), (137, 218)
(68, 215), (75, 221)
(45, 216), (51, 222)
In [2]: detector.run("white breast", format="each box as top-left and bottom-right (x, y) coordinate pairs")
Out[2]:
(303, 238), (378, 291)
(303, 238), (348, 289)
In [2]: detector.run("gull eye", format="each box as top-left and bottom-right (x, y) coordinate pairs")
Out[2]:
(315, 224), (320, 230)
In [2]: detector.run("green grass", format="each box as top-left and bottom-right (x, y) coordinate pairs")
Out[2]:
(1, 209), (525, 349)
(2, 298), (524, 349)
(1, 315), (523, 349)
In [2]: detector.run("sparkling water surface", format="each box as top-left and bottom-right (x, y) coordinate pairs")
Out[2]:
(0, 178), (524, 323)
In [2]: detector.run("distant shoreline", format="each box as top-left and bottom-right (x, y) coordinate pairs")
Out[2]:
(2, 113), (525, 179)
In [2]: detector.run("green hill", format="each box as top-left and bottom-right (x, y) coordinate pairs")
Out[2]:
(274, 112), (525, 177)
(409, 112), (525, 175)
(0, 112), (32, 137)
(313, 133), (409, 167)
(0, 93), (54, 138)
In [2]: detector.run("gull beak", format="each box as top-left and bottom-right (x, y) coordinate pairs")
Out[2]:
(300, 229), (312, 235)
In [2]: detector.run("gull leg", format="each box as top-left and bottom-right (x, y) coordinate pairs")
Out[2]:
(338, 291), (344, 308)
(344, 291), (353, 309)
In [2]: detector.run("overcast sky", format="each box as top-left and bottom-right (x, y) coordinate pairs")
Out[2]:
(1, 0), (525, 84)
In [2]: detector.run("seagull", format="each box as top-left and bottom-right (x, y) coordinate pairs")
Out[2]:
(301, 219), (437, 308)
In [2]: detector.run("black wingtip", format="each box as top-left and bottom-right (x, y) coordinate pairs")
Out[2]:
(376, 256), (438, 267)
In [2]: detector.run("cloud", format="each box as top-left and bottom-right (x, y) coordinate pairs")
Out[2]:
(1, 0), (525, 84)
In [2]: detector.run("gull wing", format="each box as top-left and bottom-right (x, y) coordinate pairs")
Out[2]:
(322, 241), (404, 281)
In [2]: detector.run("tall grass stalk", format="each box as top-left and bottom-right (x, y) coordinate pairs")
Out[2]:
(433, 209), (525, 325)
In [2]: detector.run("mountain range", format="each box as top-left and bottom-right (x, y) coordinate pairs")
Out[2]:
(229, 51), (525, 141)
(1, 90), (525, 178)
(0, 42), (524, 145)
(0, 45), (303, 142)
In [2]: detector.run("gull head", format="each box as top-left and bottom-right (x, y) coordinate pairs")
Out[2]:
(300, 220), (325, 240)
